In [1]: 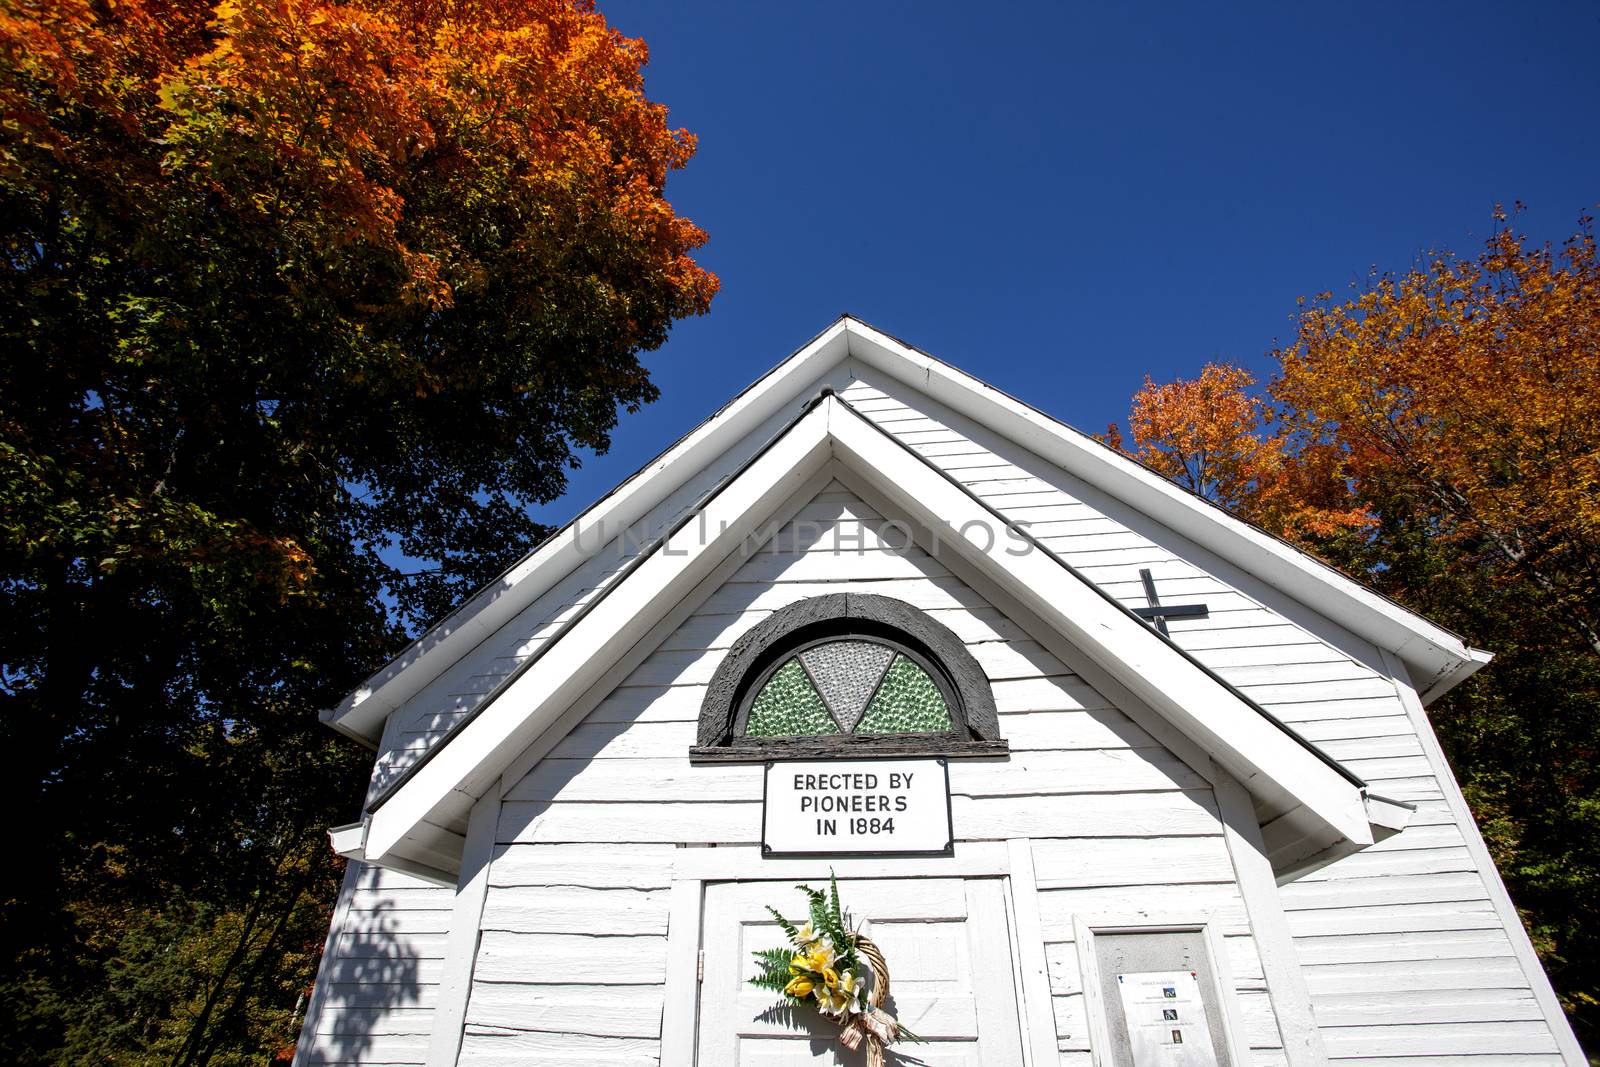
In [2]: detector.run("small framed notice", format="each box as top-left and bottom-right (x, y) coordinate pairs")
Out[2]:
(761, 758), (953, 856)
(1115, 970), (1219, 1067)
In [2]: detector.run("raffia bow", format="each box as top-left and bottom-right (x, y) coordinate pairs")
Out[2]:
(835, 935), (902, 1067)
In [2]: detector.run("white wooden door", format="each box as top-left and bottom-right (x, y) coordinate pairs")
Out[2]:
(696, 877), (1026, 1066)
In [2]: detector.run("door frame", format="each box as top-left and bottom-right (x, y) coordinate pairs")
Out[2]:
(1071, 913), (1251, 1067)
(660, 839), (1059, 1066)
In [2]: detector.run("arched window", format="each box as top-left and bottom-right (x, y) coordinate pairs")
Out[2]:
(691, 593), (1007, 761)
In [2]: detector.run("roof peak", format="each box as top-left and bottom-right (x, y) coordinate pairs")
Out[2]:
(323, 316), (1482, 748)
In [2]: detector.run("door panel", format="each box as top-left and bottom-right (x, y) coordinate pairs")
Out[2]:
(697, 878), (1025, 1066)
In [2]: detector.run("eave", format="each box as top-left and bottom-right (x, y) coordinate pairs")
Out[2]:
(831, 321), (1490, 704)
(336, 394), (1401, 881)
(321, 317), (1487, 750)
(320, 319), (859, 744)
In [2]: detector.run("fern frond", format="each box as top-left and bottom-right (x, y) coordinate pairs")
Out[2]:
(802, 879), (844, 955)
(752, 946), (794, 972)
(765, 905), (801, 944)
(748, 969), (792, 993)
(824, 871), (852, 955)
(797, 884), (829, 940)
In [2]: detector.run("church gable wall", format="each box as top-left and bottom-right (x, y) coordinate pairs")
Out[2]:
(295, 377), (850, 1067)
(833, 374), (1565, 1063)
(294, 864), (453, 1067)
(470, 483), (1287, 1067)
(364, 374), (850, 807)
(298, 355), (1571, 1066)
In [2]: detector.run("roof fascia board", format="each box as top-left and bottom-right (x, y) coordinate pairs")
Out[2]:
(331, 314), (1488, 743)
(362, 394), (1375, 870)
(823, 398), (1374, 848)
(1418, 645), (1495, 706)
(833, 463), (1313, 832)
(362, 404), (835, 861)
(844, 363), (1399, 682)
(492, 465), (839, 796)
(838, 320), (1485, 703)
(326, 320), (854, 742)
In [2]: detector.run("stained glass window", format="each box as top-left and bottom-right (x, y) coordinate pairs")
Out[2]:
(742, 638), (954, 738)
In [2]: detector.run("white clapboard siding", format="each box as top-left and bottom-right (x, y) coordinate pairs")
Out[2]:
(1038, 885), (1252, 938)
(835, 377), (1561, 1059)
(467, 479), (1282, 1063)
(456, 1029), (660, 1067)
(368, 434), (767, 796)
(1030, 836), (1235, 888)
(1316, 985), (1548, 1025)
(478, 887), (671, 935)
(300, 1033), (431, 1067)
(307, 364), (1565, 1066)
(465, 983), (665, 1037)
(487, 843), (677, 891)
(316, 1008), (435, 1037)
(1321, 1020), (1559, 1057)
(474, 932), (668, 984)
(300, 864), (454, 1067)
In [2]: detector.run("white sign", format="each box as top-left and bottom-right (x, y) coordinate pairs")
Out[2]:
(761, 758), (952, 855)
(1115, 970), (1219, 1067)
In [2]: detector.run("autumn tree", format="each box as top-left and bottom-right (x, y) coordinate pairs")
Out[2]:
(1109, 211), (1600, 1048)
(1108, 363), (1371, 549)
(0, 1), (715, 1062)
(1275, 214), (1600, 654)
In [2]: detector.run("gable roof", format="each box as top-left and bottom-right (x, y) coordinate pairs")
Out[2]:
(843, 319), (1490, 705)
(319, 319), (859, 748)
(324, 316), (1484, 758)
(326, 317), (1486, 752)
(333, 388), (1418, 883)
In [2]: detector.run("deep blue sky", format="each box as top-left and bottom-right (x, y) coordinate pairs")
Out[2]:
(533, 0), (1600, 528)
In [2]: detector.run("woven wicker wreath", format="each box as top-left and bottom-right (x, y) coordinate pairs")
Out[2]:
(750, 879), (922, 1065)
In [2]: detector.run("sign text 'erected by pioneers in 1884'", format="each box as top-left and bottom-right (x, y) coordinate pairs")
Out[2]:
(761, 758), (953, 856)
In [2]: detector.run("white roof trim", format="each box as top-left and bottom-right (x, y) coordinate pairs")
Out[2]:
(356, 396), (1381, 877)
(326, 315), (1486, 746)
(324, 320), (855, 742)
(363, 403), (836, 862)
(832, 321), (1487, 703)
(824, 400), (1374, 855)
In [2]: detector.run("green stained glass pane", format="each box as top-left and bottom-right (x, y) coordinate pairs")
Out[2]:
(856, 655), (952, 734)
(744, 658), (839, 737)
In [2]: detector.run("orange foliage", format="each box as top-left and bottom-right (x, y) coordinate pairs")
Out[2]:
(0, 0), (716, 597)
(1113, 363), (1372, 545)
(1274, 211), (1600, 647)
(0, 0), (716, 326)
(1111, 213), (1600, 1041)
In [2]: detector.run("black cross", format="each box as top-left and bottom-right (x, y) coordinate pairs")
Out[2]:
(1131, 568), (1209, 635)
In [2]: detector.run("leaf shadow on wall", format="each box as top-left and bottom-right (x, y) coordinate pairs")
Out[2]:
(308, 900), (424, 1065)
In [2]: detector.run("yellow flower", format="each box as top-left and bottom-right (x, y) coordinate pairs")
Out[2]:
(789, 953), (809, 975)
(784, 975), (814, 997)
(821, 966), (839, 989)
(794, 921), (821, 948)
(843, 970), (870, 1012)
(814, 984), (851, 1016)
(806, 945), (835, 972)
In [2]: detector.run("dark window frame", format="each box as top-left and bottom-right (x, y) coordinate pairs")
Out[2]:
(691, 593), (1008, 763)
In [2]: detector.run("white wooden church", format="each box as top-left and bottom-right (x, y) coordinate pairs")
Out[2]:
(295, 317), (1583, 1067)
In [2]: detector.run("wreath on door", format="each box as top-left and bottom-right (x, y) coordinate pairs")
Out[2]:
(750, 876), (923, 1066)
